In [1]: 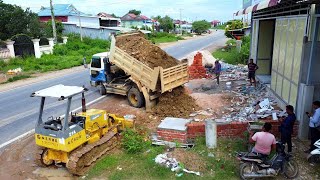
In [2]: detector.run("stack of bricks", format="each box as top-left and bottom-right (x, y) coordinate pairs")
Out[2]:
(156, 118), (190, 143)
(157, 129), (187, 143)
(188, 52), (207, 79)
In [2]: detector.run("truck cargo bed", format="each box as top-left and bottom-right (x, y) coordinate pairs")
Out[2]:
(109, 34), (188, 94)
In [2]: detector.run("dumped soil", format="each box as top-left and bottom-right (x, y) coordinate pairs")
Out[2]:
(151, 87), (199, 118)
(115, 33), (179, 69)
(170, 149), (206, 172)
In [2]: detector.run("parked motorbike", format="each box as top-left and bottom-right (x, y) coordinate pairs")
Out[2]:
(237, 142), (299, 179)
(307, 139), (320, 163)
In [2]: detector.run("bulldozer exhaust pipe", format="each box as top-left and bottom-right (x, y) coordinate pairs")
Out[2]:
(82, 93), (86, 112)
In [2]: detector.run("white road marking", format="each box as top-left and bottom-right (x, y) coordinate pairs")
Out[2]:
(0, 95), (106, 149)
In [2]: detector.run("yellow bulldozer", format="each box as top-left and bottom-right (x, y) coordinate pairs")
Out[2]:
(31, 84), (134, 175)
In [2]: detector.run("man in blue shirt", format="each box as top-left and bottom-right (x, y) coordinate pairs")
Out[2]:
(213, 60), (221, 85)
(305, 101), (320, 152)
(279, 105), (296, 153)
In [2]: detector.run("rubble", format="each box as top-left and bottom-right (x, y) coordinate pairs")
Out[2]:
(154, 153), (201, 176)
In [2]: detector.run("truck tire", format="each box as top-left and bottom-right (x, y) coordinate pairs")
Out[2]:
(127, 87), (145, 108)
(99, 85), (106, 95)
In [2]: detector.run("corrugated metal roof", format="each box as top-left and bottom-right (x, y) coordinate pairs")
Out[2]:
(38, 4), (86, 17)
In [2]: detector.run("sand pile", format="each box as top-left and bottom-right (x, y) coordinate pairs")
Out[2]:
(115, 33), (179, 69)
(151, 87), (199, 118)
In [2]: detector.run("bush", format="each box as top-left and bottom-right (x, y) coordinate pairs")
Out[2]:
(121, 129), (146, 154)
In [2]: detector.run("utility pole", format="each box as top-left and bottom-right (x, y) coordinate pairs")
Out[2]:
(78, 11), (83, 41)
(50, 0), (57, 43)
(179, 8), (182, 34)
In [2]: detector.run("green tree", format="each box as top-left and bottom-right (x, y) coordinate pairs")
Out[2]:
(158, 15), (174, 33)
(192, 20), (211, 35)
(128, 9), (141, 15)
(224, 19), (243, 38)
(0, 0), (43, 40)
(44, 21), (64, 37)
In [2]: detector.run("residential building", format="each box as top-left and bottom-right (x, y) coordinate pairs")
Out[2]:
(235, 0), (320, 139)
(121, 13), (152, 28)
(211, 20), (221, 27)
(38, 4), (85, 22)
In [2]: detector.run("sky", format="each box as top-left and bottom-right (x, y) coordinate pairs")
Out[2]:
(3, 0), (243, 22)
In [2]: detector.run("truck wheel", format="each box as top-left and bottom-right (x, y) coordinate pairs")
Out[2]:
(127, 87), (145, 108)
(100, 85), (106, 95)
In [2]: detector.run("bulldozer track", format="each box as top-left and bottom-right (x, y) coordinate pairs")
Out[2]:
(66, 129), (120, 176)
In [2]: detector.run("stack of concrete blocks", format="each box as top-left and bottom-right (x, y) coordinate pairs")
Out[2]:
(188, 52), (207, 79)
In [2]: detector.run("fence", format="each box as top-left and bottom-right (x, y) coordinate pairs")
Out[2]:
(0, 48), (10, 60)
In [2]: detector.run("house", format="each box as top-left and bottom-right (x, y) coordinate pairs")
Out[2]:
(120, 13), (152, 28)
(97, 12), (121, 27)
(38, 4), (85, 22)
(234, 0), (320, 139)
(211, 20), (221, 27)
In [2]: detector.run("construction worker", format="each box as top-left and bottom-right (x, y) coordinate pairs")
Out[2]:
(248, 59), (259, 87)
(279, 105), (296, 153)
(213, 60), (221, 85)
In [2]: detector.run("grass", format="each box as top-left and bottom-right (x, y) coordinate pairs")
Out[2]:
(212, 47), (241, 65)
(86, 137), (247, 180)
(148, 32), (185, 44)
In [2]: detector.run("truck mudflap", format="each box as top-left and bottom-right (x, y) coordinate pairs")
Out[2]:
(160, 63), (189, 93)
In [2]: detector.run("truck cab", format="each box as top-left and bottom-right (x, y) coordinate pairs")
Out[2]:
(90, 52), (110, 87)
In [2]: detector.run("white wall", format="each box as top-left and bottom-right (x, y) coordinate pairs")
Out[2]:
(68, 16), (100, 29)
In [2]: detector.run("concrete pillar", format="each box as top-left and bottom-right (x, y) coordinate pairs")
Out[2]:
(205, 119), (217, 149)
(236, 40), (242, 53)
(62, 36), (68, 44)
(32, 39), (41, 58)
(48, 38), (54, 53)
(5, 40), (15, 58)
(297, 84), (315, 140)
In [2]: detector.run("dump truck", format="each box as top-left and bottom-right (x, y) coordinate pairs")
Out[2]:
(90, 32), (189, 111)
(31, 85), (134, 175)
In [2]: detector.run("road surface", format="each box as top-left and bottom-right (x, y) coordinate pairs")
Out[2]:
(0, 31), (226, 146)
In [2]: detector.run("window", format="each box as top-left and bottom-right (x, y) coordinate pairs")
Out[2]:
(91, 57), (101, 68)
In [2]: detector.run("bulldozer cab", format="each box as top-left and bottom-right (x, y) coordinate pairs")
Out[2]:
(31, 84), (87, 132)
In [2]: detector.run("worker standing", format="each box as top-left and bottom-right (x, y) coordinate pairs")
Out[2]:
(305, 101), (320, 153)
(214, 60), (221, 85)
(279, 105), (296, 153)
(248, 59), (259, 87)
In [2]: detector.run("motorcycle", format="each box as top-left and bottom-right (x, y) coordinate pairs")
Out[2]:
(237, 142), (299, 179)
(307, 139), (320, 163)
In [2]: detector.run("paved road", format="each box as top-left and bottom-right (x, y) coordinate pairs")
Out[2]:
(0, 30), (226, 146)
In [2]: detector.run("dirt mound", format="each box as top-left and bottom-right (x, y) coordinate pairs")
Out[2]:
(151, 87), (199, 118)
(115, 33), (179, 69)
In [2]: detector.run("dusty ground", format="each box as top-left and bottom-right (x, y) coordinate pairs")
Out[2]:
(0, 66), (86, 92)
(116, 33), (179, 69)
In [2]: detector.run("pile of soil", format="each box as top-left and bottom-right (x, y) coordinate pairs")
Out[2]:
(116, 33), (179, 69)
(151, 87), (199, 118)
(170, 149), (206, 172)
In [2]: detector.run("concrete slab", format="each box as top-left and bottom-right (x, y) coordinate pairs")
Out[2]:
(158, 117), (191, 131)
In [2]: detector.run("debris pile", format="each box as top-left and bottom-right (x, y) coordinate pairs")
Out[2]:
(155, 153), (201, 177)
(116, 33), (179, 69)
(151, 87), (199, 118)
(186, 50), (216, 66)
(7, 67), (22, 75)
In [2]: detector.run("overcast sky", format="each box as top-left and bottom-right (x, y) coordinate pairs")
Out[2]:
(3, 0), (242, 22)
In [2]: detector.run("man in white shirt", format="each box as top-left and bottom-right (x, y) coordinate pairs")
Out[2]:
(305, 101), (320, 153)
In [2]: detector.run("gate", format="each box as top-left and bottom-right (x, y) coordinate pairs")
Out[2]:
(11, 34), (34, 57)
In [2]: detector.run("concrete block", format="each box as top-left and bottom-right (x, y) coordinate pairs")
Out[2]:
(158, 117), (191, 131)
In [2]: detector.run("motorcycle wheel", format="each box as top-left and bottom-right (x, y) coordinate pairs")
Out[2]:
(283, 160), (299, 179)
(307, 154), (320, 164)
(239, 162), (259, 180)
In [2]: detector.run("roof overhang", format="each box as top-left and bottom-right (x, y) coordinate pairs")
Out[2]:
(235, 0), (281, 16)
(31, 84), (87, 100)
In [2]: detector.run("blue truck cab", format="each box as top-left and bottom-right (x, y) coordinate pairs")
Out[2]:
(90, 52), (110, 87)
